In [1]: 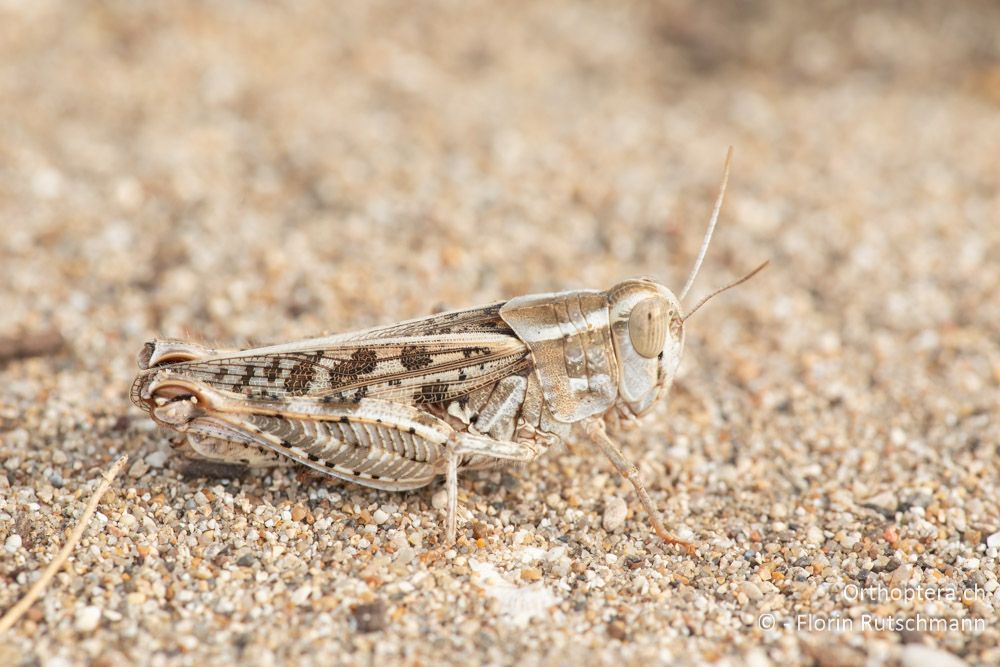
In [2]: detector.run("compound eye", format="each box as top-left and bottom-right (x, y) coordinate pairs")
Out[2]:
(628, 297), (669, 358)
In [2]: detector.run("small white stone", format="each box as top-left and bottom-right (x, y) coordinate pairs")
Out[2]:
(43, 657), (74, 667)
(744, 648), (772, 667)
(127, 459), (149, 478)
(291, 584), (312, 605)
(552, 557), (572, 577)
(546, 546), (568, 561)
(818, 331), (841, 354)
(389, 531), (408, 550)
(900, 645), (967, 667)
(177, 636), (199, 651)
(890, 563), (913, 588)
(74, 605), (102, 633)
(602, 497), (628, 532)
(32, 167), (63, 198)
(985, 531), (1000, 549)
(372, 509), (389, 524)
(519, 547), (547, 563)
(741, 581), (763, 602)
(838, 533), (860, 549)
(431, 489), (448, 509)
(145, 451), (169, 468)
(861, 491), (898, 514)
(395, 546), (415, 565)
(806, 526), (824, 545)
(5, 534), (22, 553)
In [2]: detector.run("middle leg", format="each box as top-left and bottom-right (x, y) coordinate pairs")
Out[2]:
(443, 432), (542, 542)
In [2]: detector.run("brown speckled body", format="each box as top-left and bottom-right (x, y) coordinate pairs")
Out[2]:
(132, 275), (689, 545)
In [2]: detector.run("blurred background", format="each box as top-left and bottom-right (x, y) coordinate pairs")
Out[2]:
(3, 1), (998, 351)
(1, 1), (999, 665)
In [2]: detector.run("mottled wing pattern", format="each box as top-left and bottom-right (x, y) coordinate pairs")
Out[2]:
(148, 304), (531, 407)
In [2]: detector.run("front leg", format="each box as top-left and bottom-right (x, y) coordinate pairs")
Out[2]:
(584, 418), (695, 554)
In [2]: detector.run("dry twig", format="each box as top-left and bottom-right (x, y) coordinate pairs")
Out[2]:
(0, 455), (128, 633)
(0, 329), (65, 366)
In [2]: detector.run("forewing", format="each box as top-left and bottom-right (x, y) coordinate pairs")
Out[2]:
(340, 302), (513, 339)
(147, 305), (530, 407)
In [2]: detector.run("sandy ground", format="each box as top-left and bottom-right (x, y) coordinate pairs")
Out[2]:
(1, 1), (999, 665)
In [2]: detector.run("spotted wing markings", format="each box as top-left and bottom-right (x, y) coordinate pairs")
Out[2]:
(160, 336), (530, 407)
(135, 302), (534, 485)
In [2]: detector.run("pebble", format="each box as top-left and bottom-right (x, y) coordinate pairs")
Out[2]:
(861, 491), (898, 515)
(128, 459), (149, 478)
(431, 490), (448, 509)
(395, 546), (415, 565)
(745, 649), (772, 667)
(520, 567), (542, 582)
(372, 508), (389, 524)
(602, 497), (627, 532)
(900, 645), (967, 667)
(145, 451), (169, 468)
(291, 585), (312, 605)
(607, 619), (627, 641)
(74, 606), (102, 633)
(740, 581), (763, 602)
(986, 531), (1000, 549)
(350, 600), (387, 633)
(4, 534), (21, 553)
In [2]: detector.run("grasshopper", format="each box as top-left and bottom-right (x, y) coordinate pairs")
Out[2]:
(130, 149), (764, 551)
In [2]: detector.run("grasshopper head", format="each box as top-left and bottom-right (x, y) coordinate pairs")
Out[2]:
(606, 279), (685, 417)
(604, 148), (767, 418)
(130, 339), (222, 425)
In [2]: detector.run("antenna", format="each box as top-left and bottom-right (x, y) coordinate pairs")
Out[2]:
(682, 260), (768, 323)
(679, 146), (733, 302)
